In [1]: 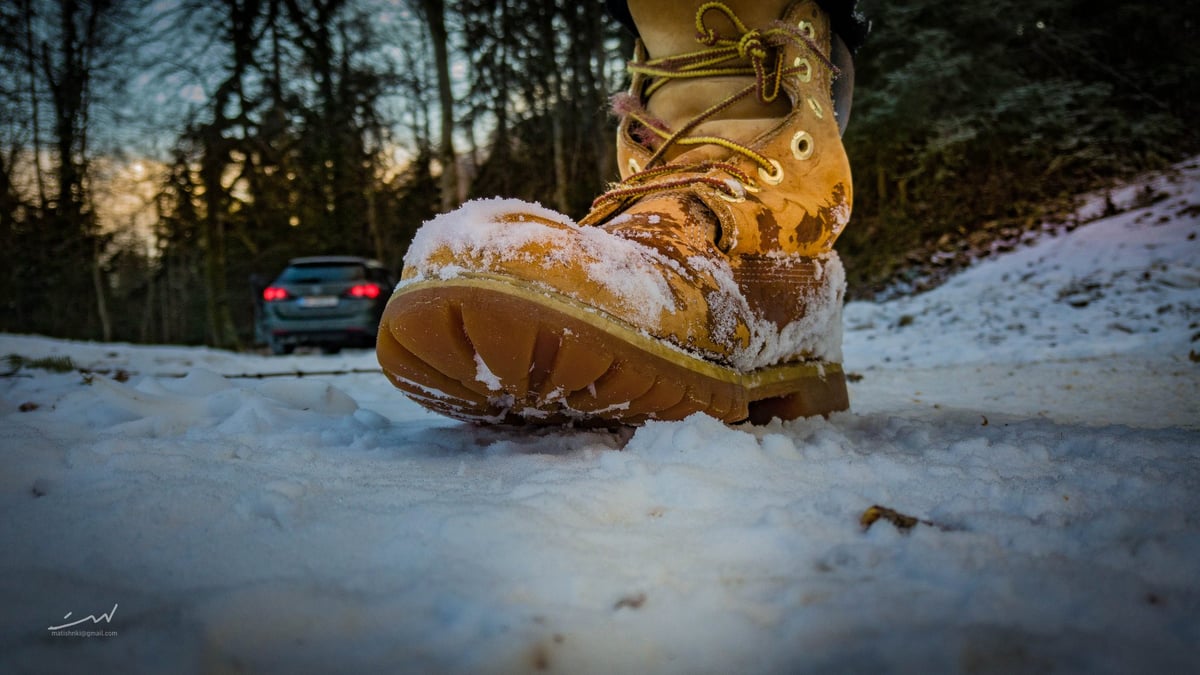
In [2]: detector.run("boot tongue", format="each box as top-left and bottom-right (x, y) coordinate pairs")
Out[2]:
(646, 79), (790, 164)
(631, 1), (792, 164)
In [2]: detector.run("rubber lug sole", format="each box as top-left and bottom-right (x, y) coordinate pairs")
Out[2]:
(376, 276), (848, 427)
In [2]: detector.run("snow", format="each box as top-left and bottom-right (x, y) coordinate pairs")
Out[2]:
(2, 160), (1199, 673)
(401, 197), (680, 327)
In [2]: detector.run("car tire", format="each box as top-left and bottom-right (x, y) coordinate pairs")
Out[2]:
(269, 337), (294, 356)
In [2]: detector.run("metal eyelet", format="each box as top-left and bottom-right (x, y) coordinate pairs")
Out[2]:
(807, 96), (824, 119)
(792, 57), (812, 83)
(797, 20), (815, 39)
(758, 159), (784, 186)
(791, 131), (814, 160)
(627, 158), (641, 174)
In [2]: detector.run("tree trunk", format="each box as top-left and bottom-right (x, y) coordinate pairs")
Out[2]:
(876, 162), (887, 214)
(21, 0), (48, 209)
(587, 2), (614, 189)
(140, 267), (155, 343)
(367, 185), (384, 261)
(92, 235), (111, 341)
(41, 0), (104, 338)
(551, 96), (569, 214)
(201, 133), (241, 351)
(421, 0), (459, 211)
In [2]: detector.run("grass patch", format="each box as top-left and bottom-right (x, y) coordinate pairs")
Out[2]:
(4, 353), (79, 374)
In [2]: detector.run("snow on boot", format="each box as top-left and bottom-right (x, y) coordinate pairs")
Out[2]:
(377, 0), (852, 426)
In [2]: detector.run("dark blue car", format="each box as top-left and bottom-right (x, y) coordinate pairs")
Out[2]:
(259, 256), (395, 355)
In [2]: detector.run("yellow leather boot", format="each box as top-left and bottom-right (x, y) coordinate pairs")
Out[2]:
(377, 0), (853, 426)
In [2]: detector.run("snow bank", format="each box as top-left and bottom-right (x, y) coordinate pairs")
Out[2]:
(845, 161), (1200, 370)
(0, 159), (1197, 673)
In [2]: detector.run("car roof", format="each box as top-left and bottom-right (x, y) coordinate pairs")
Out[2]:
(287, 255), (385, 268)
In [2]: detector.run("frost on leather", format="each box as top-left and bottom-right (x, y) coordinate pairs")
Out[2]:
(399, 197), (845, 370)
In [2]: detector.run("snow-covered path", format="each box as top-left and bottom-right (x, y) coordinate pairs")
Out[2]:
(1, 161), (1198, 674)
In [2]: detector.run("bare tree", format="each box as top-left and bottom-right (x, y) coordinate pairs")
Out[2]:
(0, 0), (135, 339)
(416, 0), (459, 212)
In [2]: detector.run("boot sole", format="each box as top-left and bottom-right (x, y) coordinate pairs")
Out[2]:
(376, 276), (848, 426)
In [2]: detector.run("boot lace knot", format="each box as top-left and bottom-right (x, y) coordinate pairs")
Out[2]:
(593, 1), (838, 212)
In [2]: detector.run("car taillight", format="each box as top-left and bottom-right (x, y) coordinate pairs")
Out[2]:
(346, 283), (381, 299)
(263, 286), (290, 302)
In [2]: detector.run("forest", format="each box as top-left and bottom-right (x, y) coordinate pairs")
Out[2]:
(1, 0), (1197, 349)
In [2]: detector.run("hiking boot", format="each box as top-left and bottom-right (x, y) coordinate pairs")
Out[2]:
(377, 0), (853, 426)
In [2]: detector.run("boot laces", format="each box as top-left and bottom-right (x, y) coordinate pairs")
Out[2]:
(595, 2), (838, 210)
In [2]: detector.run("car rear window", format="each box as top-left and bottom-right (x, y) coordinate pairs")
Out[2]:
(278, 264), (366, 283)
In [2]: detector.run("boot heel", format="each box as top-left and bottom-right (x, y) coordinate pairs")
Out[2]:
(747, 368), (849, 424)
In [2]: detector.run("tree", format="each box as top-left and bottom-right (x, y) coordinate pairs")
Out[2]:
(416, 0), (460, 212)
(459, 0), (625, 219)
(4, 0), (1196, 345)
(838, 0), (1200, 295)
(0, 0), (136, 339)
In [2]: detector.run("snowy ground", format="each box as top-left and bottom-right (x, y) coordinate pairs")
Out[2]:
(1, 160), (1198, 674)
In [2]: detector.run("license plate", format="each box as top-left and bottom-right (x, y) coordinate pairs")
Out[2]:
(298, 296), (339, 308)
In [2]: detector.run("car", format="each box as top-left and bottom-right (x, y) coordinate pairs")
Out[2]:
(258, 256), (395, 355)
